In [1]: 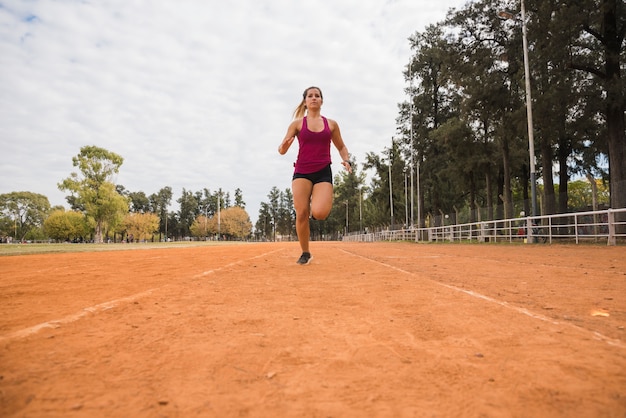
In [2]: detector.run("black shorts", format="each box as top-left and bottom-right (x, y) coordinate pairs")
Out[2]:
(293, 164), (333, 185)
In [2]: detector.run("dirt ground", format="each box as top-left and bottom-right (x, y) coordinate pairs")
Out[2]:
(0, 241), (625, 417)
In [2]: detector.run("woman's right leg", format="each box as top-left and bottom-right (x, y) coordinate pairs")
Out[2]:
(292, 178), (313, 253)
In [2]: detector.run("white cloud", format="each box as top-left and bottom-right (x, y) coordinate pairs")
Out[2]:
(0, 0), (468, 225)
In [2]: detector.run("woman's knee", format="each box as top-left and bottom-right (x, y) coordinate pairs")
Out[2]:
(294, 205), (309, 219)
(311, 207), (331, 221)
(310, 184), (333, 220)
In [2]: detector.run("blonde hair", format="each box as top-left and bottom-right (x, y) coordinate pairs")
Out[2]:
(292, 86), (323, 119)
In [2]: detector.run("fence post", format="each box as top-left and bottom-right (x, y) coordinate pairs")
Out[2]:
(608, 209), (616, 246)
(574, 214), (579, 244)
(526, 217), (534, 244)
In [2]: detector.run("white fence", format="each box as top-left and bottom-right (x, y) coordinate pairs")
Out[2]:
(343, 208), (626, 246)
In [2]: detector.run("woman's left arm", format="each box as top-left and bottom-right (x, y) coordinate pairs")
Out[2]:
(329, 119), (352, 173)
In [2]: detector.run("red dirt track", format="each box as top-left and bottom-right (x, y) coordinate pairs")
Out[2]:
(1, 242), (625, 417)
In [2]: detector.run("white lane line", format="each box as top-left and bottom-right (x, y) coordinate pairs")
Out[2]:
(340, 249), (626, 349)
(1, 249), (283, 342)
(0, 289), (157, 342)
(190, 249), (283, 278)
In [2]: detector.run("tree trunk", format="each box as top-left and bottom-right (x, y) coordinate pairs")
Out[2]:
(607, 106), (626, 210)
(496, 169), (504, 220)
(540, 137), (556, 216)
(485, 170), (493, 221)
(557, 132), (570, 214)
(520, 163), (530, 217)
(469, 172), (476, 223)
(95, 221), (103, 244)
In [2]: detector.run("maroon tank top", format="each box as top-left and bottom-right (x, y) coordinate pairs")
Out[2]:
(294, 116), (332, 174)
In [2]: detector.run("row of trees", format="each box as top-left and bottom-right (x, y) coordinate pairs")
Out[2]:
(252, 161), (609, 239)
(0, 146), (252, 243)
(392, 0), (624, 226)
(0, 162), (609, 244)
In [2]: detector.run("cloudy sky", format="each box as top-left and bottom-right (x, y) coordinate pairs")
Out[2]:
(1, 0), (468, 225)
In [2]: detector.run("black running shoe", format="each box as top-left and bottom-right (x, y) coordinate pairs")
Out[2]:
(296, 252), (312, 265)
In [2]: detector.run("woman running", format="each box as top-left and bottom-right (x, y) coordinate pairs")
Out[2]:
(278, 86), (352, 264)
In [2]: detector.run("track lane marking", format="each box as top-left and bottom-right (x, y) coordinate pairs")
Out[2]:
(340, 248), (625, 349)
(0, 249), (283, 342)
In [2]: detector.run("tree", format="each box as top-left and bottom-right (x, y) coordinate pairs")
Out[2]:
(331, 158), (367, 233)
(567, 0), (625, 211)
(234, 188), (245, 208)
(190, 214), (214, 238)
(567, 179), (610, 211)
(190, 207), (252, 240)
(58, 146), (129, 243)
(255, 202), (273, 240)
(127, 190), (151, 213)
(123, 212), (160, 242)
(276, 189), (295, 239)
(362, 151), (394, 228)
(0, 191), (51, 241)
(44, 209), (88, 242)
(265, 187), (281, 241)
(405, 23), (468, 225)
(220, 206), (252, 239)
(445, 1), (528, 221)
(149, 187), (173, 241)
(175, 188), (198, 238)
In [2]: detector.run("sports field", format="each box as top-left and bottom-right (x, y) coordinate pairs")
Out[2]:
(1, 241), (625, 417)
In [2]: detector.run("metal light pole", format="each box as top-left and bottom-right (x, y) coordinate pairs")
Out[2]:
(520, 0), (537, 218)
(409, 63), (415, 227)
(417, 160), (421, 229)
(344, 200), (349, 234)
(499, 0), (537, 217)
(404, 168), (408, 227)
(204, 204), (208, 240)
(217, 189), (221, 240)
(388, 148), (394, 229)
(359, 188), (363, 233)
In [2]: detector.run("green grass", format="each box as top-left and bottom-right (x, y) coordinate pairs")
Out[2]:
(0, 241), (248, 256)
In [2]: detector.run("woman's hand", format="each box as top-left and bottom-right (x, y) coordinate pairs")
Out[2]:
(341, 160), (352, 173)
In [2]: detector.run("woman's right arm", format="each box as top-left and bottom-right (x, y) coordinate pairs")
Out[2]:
(278, 119), (301, 155)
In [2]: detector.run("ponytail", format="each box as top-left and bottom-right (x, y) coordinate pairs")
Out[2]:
(292, 102), (307, 119)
